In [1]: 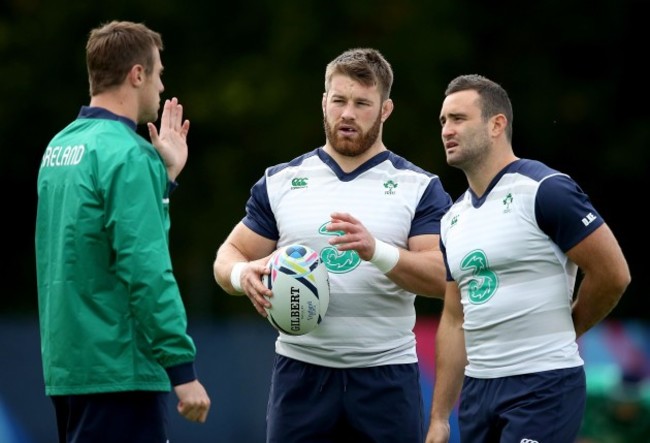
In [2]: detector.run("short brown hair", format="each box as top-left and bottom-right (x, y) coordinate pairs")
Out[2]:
(324, 48), (393, 101)
(445, 74), (514, 142)
(86, 20), (163, 96)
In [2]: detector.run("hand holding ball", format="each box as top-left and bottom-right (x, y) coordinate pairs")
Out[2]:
(262, 245), (330, 335)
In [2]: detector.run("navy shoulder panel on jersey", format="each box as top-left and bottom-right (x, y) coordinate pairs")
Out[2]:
(506, 159), (604, 252)
(386, 151), (452, 237)
(512, 159), (604, 252)
(467, 159), (551, 207)
(242, 174), (278, 240)
(243, 148), (321, 240)
(411, 179), (452, 237)
(386, 151), (439, 178)
(536, 174), (604, 252)
(507, 158), (560, 181)
(266, 148), (320, 177)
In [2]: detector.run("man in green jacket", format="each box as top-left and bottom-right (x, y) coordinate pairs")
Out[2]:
(35, 20), (211, 442)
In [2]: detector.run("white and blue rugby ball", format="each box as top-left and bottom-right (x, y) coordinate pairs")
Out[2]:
(262, 244), (330, 335)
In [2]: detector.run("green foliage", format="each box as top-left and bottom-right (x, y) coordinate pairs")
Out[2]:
(4, 0), (643, 318)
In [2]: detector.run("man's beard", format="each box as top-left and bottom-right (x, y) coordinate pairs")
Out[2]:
(447, 127), (491, 170)
(324, 112), (382, 157)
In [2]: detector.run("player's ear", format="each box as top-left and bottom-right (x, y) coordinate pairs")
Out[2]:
(128, 64), (145, 86)
(491, 114), (507, 137)
(381, 98), (394, 122)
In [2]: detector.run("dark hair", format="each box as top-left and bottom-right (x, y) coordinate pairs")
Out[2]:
(86, 20), (163, 96)
(324, 48), (393, 101)
(445, 74), (513, 142)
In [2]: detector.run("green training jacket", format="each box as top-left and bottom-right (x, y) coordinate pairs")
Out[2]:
(35, 107), (197, 396)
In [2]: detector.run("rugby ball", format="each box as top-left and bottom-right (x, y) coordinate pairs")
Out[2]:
(262, 244), (330, 335)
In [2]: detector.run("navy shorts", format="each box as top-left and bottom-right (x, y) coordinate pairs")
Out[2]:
(459, 366), (586, 443)
(51, 391), (169, 443)
(266, 354), (424, 443)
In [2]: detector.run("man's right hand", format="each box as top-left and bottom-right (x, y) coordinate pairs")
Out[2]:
(173, 379), (211, 423)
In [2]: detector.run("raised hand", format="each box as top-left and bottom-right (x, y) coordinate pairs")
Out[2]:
(148, 97), (190, 181)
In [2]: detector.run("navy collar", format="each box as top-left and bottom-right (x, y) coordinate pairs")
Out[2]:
(78, 106), (137, 132)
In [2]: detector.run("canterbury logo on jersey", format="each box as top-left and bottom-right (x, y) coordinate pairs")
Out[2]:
(520, 439), (539, 443)
(291, 177), (308, 189)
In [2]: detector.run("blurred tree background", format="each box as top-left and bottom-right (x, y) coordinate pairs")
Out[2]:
(2, 0), (645, 320)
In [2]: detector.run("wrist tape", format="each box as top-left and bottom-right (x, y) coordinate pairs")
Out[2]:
(230, 262), (246, 294)
(370, 239), (399, 274)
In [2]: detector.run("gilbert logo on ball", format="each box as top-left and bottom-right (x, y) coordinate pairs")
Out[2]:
(262, 244), (330, 335)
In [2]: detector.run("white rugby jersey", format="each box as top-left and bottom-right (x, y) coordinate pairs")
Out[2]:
(441, 159), (604, 378)
(242, 147), (451, 368)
